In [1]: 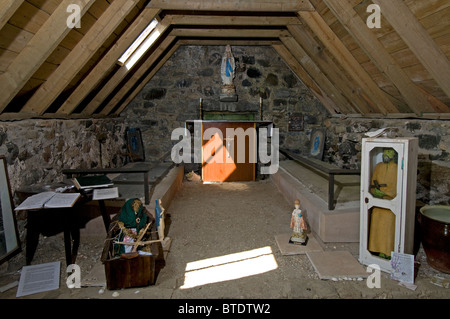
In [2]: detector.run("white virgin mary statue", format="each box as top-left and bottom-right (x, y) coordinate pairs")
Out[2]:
(221, 45), (235, 85)
(220, 45), (237, 101)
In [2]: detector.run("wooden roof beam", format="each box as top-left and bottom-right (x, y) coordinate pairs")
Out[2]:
(0, 0), (25, 30)
(147, 0), (315, 12)
(298, 10), (399, 115)
(280, 36), (352, 115)
(324, 0), (448, 115)
(272, 42), (339, 115)
(0, 0), (96, 113)
(170, 27), (291, 38)
(372, 0), (450, 100)
(169, 14), (301, 26)
(287, 24), (370, 114)
(21, 0), (140, 115)
(177, 39), (280, 46)
(57, 8), (161, 115)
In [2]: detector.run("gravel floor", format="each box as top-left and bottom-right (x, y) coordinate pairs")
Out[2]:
(1, 180), (449, 300)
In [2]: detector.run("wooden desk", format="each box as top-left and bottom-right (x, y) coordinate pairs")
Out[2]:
(16, 185), (112, 267)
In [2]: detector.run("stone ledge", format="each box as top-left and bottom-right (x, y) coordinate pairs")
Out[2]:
(271, 166), (360, 243)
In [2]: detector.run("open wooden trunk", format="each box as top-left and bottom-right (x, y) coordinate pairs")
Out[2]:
(100, 211), (165, 290)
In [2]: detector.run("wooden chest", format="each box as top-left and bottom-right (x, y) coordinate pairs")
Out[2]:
(104, 254), (155, 290)
(101, 214), (165, 290)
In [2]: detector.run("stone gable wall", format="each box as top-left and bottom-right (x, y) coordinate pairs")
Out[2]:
(120, 45), (329, 162)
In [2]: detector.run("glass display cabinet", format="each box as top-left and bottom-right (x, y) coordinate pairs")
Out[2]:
(359, 137), (418, 272)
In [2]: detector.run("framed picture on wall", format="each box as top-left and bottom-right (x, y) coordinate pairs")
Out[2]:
(0, 156), (21, 265)
(309, 128), (326, 160)
(125, 128), (145, 162)
(288, 114), (304, 132)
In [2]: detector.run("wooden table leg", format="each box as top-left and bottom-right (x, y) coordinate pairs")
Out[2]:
(25, 211), (40, 265)
(63, 227), (72, 267)
(70, 228), (80, 264)
(99, 200), (110, 232)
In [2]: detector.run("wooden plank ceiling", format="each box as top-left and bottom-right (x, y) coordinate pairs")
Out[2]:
(0, 0), (449, 120)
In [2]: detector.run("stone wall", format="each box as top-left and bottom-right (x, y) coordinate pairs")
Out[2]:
(323, 117), (450, 205)
(120, 45), (329, 162)
(0, 118), (127, 269)
(0, 118), (127, 201)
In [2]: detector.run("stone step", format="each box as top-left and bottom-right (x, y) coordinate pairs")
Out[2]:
(271, 160), (360, 243)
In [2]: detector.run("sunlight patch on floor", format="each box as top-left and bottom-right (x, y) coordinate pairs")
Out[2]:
(180, 246), (278, 289)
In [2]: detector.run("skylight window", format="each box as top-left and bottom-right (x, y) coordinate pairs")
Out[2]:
(118, 19), (159, 69)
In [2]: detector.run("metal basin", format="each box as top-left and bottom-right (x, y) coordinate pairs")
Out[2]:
(418, 205), (450, 273)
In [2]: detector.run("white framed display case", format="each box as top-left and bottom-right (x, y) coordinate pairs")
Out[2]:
(359, 137), (418, 273)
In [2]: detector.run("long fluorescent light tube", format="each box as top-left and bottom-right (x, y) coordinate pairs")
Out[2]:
(118, 19), (159, 66)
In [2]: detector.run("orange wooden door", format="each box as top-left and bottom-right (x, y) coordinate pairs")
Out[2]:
(202, 122), (256, 182)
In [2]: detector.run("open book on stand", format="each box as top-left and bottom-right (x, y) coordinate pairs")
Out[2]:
(72, 175), (113, 190)
(15, 192), (81, 211)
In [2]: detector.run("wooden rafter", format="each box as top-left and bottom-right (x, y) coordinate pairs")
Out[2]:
(0, 0), (96, 113)
(287, 24), (369, 114)
(170, 28), (291, 38)
(324, 0), (448, 115)
(1, 1), (448, 119)
(169, 14), (301, 26)
(372, 0), (450, 99)
(272, 42), (339, 115)
(0, 0), (25, 30)
(298, 10), (400, 115)
(147, 0), (315, 12)
(281, 36), (353, 114)
(57, 8), (161, 115)
(177, 39), (280, 46)
(21, 0), (139, 115)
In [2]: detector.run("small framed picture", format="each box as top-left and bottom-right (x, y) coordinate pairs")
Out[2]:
(288, 114), (304, 132)
(309, 128), (326, 160)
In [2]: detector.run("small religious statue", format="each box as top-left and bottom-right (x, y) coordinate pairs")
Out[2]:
(289, 199), (308, 245)
(220, 45), (238, 102)
(368, 148), (397, 259)
(113, 198), (151, 257)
